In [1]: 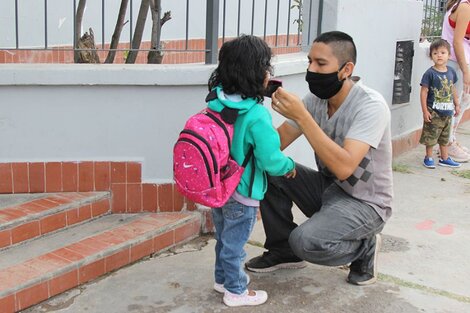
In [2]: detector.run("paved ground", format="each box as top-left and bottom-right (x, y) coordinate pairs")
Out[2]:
(25, 123), (470, 313)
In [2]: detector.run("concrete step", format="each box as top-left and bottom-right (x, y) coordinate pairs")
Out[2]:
(0, 212), (200, 313)
(0, 192), (111, 250)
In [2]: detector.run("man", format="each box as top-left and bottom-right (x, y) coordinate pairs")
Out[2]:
(245, 31), (393, 285)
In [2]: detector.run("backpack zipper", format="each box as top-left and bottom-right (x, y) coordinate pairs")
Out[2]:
(180, 129), (218, 174)
(177, 137), (214, 188)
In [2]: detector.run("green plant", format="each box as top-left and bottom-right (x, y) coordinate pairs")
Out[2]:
(451, 170), (470, 179)
(392, 163), (413, 174)
(291, 0), (303, 32)
(421, 4), (444, 40)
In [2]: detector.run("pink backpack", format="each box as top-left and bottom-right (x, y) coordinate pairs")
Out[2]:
(173, 93), (253, 208)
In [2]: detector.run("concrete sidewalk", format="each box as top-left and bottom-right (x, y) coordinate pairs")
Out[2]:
(26, 123), (470, 313)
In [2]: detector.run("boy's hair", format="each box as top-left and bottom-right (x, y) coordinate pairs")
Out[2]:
(208, 35), (272, 103)
(429, 39), (451, 57)
(314, 31), (357, 65)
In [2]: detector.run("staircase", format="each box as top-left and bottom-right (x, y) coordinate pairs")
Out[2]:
(0, 162), (205, 313)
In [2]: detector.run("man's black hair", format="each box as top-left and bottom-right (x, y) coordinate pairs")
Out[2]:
(208, 35), (272, 103)
(314, 31), (357, 65)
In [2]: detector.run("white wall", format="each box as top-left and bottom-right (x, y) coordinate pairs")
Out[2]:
(0, 0), (301, 49)
(0, 53), (313, 181)
(321, 0), (424, 138)
(0, 0), (429, 180)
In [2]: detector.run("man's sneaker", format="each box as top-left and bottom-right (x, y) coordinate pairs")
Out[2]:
(223, 289), (268, 307)
(245, 251), (307, 273)
(448, 142), (470, 162)
(423, 156), (435, 169)
(438, 157), (461, 168)
(347, 233), (382, 286)
(214, 273), (250, 293)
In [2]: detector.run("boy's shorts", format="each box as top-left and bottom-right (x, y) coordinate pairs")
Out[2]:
(419, 109), (452, 146)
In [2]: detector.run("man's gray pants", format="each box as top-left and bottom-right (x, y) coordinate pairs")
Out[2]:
(260, 163), (385, 266)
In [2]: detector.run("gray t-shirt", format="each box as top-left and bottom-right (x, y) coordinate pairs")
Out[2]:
(288, 79), (393, 221)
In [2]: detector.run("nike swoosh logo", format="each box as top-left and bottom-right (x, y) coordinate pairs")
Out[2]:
(183, 163), (193, 169)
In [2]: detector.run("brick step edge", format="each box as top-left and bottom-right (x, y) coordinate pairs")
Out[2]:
(0, 192), (111, 250)
(0, 212), (201, 313)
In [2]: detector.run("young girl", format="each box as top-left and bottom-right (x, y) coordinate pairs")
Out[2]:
(207, 35), (296, 307)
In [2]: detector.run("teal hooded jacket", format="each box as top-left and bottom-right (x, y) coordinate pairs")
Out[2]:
(207, 86), (295, 200)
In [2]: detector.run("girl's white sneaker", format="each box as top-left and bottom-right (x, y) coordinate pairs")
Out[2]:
(213, 273), (250, 293)
(223, 289), (268, 307)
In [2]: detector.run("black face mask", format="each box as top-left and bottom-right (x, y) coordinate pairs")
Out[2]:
(305, 63), (347, 99)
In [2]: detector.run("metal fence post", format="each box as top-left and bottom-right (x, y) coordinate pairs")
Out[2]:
(205, 0), (219, 64)
(301, 0), (323, 52)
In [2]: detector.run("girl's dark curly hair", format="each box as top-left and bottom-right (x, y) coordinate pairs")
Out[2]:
(208, 35), (273, 103)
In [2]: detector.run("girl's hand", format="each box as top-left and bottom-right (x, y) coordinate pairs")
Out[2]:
(284, 168), (297, 179)
(463, 71), (470, 94)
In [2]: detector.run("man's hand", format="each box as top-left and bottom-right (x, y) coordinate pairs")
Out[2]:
(271, 87), (309, 122)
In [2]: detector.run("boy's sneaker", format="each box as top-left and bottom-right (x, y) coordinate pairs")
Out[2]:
(438, 157), (461, 168)
(223, 289), (268, 307)
(245, 251), (307, 273)
(448, 142), (470, 162)
(214, 273), (250, 293)
(347, 233), (382, 286)
(423, 156), (435, 169)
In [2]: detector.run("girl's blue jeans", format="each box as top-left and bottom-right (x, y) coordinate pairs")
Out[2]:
(212, 198), (258, 295)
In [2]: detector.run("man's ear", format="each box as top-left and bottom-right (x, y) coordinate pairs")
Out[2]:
(342, 62), (355, 79)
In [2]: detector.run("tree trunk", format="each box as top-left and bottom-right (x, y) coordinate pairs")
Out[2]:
(104, 0), (129, 64)
(76, 28), (101, 63)
(74, 0), (87, 63)
(147, 0), (162, 64)
(148, 0), (171, 64)
(125, 0), (150, 64)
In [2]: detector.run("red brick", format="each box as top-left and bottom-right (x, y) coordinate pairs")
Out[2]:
(173, 188), (185, 211)
(91, 198), (110, 217)
(15, 281), (49, 311)
(11, 221), (40, 244)
(158, 184), (174, 212)
(127, 184), (142, 213)
(78, 162), (94, 192)
(66, 208), (80, 226)
(29, 162), (45, 192)
(48, 269), (78, 297)
(62, 162), (78, 191)
(40, 212), (67, 234)
(0, 230), (11, 249)
(111, 184), (126, 213)
(0, 294), (16, 313)
(175, 221), (200, 243)
(79, 259), (105, 284)
(45, 162), (62, 192)
(111, 162), (126, 183)
(94, 161), (110, 190)
(105, 249), (130, 272)
(12, 163), (29, 193)
(154, 230), (175, 252)
(0, 163), (13, 193)
(142, 183), (158, 212)
(52, 248), (83, 262)
(78, 204), (92, 221)
(126, 162), (141, 183)
(130, 239), (153, 262)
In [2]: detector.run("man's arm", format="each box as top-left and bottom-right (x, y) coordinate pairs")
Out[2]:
(272, 88), (370, 180)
